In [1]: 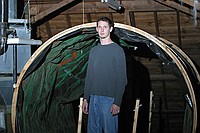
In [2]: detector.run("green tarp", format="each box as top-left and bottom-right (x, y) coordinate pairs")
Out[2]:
(16, 28), (98, 133)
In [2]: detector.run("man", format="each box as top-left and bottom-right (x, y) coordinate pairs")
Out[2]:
(82, 16), (127, 133)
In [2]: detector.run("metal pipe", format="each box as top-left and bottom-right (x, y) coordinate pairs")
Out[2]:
(0, 0), (8, 22)
(0, 0), (8, 55)
(0, 23), (7, 55)
(13, 44), (17, 84)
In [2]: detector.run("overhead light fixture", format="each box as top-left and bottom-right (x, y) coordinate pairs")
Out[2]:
(101, 0), (124, 11)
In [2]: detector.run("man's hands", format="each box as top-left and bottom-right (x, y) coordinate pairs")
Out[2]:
(111, 104), (120, 115)
(82, 99), (88, 114)
(82, 99), (120, 116)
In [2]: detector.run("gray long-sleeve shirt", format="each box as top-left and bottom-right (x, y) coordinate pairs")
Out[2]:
(83, 42), (127, 106)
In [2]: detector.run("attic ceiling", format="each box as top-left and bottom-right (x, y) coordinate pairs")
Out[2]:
(24, 0), (200, 24)
(24, 0), (199, 25)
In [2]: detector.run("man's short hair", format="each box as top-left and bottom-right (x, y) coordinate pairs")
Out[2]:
(96, 16), (114, 28)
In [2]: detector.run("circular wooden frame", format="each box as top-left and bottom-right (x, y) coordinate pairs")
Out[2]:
(11, 22), (200, 133)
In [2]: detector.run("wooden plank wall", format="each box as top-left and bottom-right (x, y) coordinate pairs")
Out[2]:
(29, 0), (200, 66)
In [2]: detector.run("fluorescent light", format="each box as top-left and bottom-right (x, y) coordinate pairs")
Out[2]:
(7, 38), (42, 45)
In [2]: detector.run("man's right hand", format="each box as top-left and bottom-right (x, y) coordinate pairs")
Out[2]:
(82, 99), (88, 114)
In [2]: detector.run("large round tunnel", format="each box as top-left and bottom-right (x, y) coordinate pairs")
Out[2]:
(11, 23), (200, 133)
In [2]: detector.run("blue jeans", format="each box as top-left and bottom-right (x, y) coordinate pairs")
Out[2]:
(87, 95), (118, 133)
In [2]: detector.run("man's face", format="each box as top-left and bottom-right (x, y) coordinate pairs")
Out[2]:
(96, 21), (113, 39)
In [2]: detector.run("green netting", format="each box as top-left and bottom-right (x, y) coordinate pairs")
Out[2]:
(16, 29), (98, 133)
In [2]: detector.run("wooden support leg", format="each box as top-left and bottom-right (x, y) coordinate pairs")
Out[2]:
(132, 99), (141, 133)
(77, 97), (83, 133)
(148, 91), (154, 133)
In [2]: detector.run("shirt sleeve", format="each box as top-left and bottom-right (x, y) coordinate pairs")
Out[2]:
(113, 46), (127, 106)
(83, 50), (94, 101)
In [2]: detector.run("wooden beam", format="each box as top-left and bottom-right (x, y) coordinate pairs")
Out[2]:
(45, 21), (52, 38)
(124, 10), (131, 25)
(154, 11), (160, 36)
(176, 10), (182, 48)
(154, 0), (200, 19)
(31, 0), (81, 24)
(109, 12), (114, 21)
(65, 14), (72, 28)
(129, 11), (136, 26)
(86, 13), (92, 22)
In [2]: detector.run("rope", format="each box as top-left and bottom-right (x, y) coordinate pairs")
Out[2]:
(82, 0), (85, 24)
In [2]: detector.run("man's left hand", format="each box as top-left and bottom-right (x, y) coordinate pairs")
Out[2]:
(110, 104), (120, 115)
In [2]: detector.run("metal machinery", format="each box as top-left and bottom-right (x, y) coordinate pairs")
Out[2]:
(0, 0), (42, 132)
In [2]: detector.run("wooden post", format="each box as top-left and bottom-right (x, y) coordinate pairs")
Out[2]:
(77, 97), (83, 133)
(148, 91), (154, 133)
(132, 99), (140, 133)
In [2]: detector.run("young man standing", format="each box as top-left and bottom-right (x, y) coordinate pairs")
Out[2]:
(82, 16), (127, 133)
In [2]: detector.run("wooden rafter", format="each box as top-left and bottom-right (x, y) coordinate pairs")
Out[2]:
(154, 0), (200, 18)
(31, 0), (81, 24)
